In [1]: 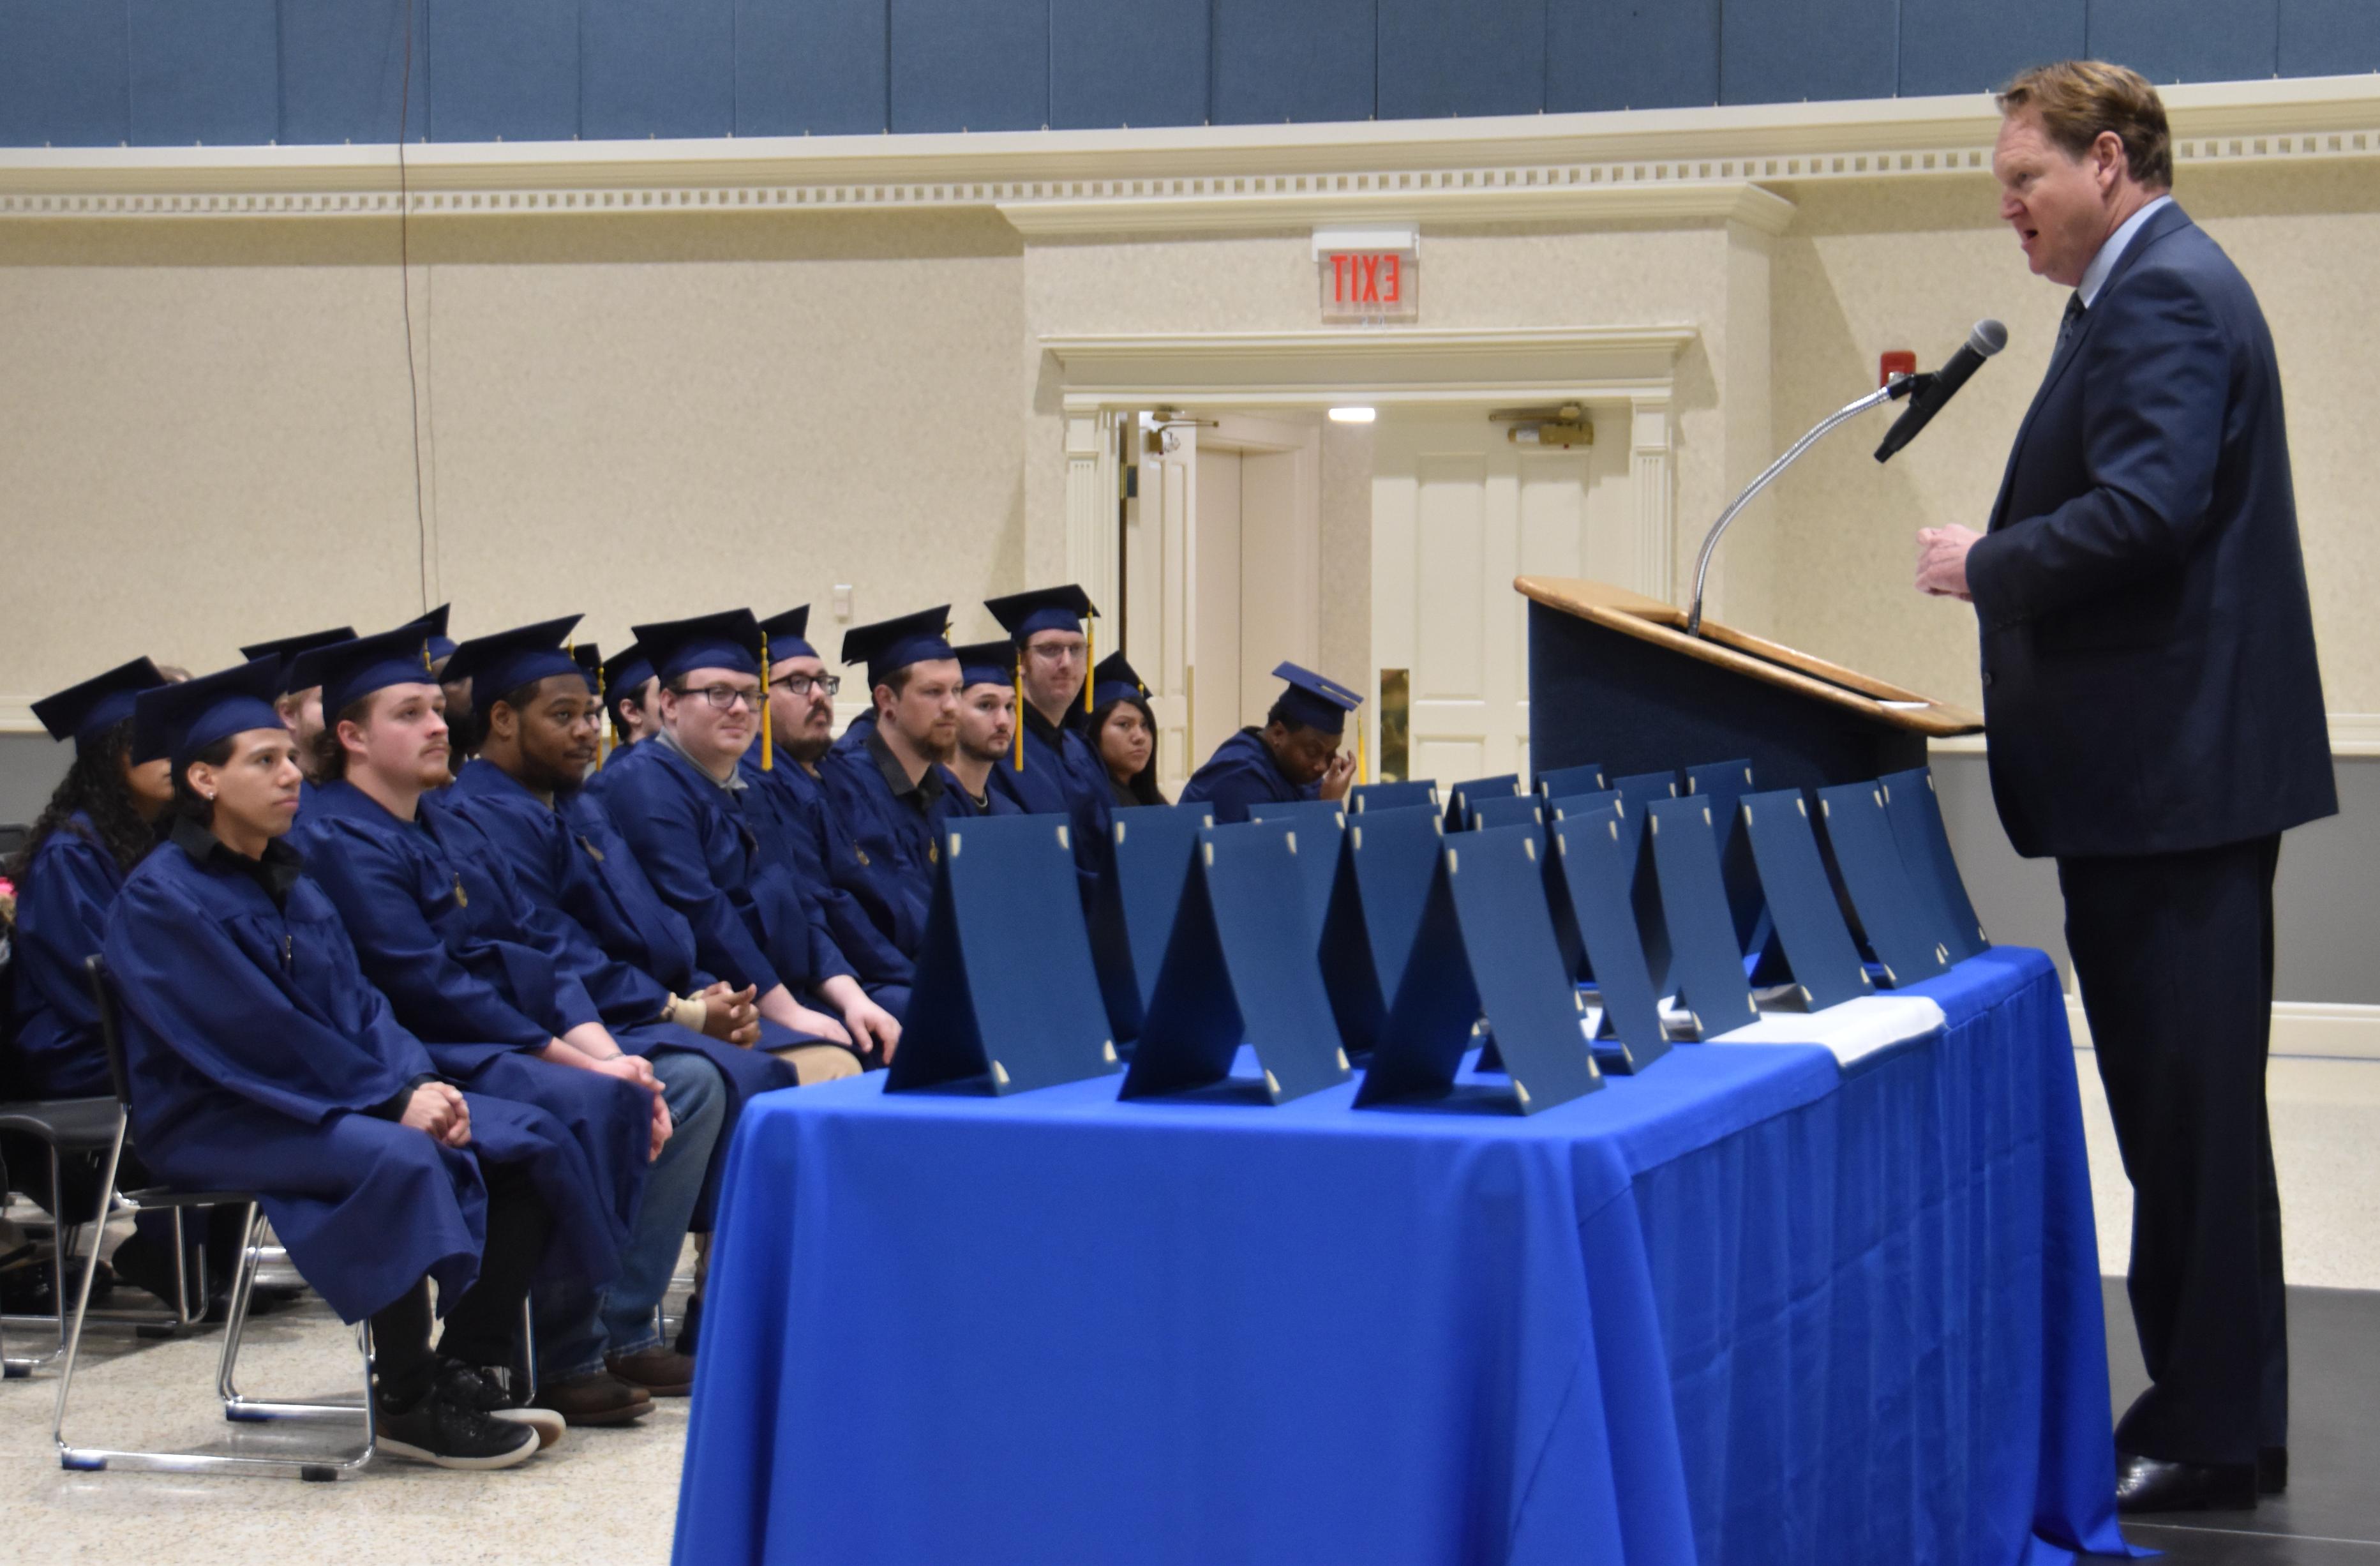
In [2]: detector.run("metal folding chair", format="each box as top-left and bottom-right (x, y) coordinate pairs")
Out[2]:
(1, 1097), (209, 1378)
(52, 955), (373, 1480)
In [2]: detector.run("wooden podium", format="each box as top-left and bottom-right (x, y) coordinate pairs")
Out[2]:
(1519, 576), (1980, 792)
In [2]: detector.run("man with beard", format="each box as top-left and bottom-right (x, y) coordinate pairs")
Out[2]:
(816, 608), (962, 974)
(741, 605), (919, 1025)
(984, 585), (1109, 892)
(590, 612), (884, 1061)
(239, 624), (355, 810)
(288, 623), (692, 1427)
(939, 640), (1025, 819)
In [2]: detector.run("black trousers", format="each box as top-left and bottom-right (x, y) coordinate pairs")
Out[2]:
(2058, 833), (2286, 1467)
(369, 1160), (553, 1406)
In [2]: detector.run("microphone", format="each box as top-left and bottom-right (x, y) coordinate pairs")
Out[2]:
(1873, 319), (2009, 462)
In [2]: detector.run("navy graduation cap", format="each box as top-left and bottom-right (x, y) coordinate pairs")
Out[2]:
(291, 622), (440, 723)
(1270, 662), (1363, 735)
(440, 615), (586, 705)
(950, 639), (1017, 689)
(572, 642), (603, 693)
(238, 626), (356, 693)
(600, 643), (654, 696)
(410, 603), (458, 663)
(33, 658), (168, 752)
(631, 610), (764, 684)
(131, 658), (287, 767)
(841, 606), (955, 690)
(757, 606), (817, 661)
(983, 583), (1098, 644)
(1091, 652), (1149, 709)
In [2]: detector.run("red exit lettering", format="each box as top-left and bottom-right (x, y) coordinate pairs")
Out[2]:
(1330, 252), (1404, 305)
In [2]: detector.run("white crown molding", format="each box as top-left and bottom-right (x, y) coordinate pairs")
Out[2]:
(6, 74), (2380, 229)
(1047, 325), (1700, 411)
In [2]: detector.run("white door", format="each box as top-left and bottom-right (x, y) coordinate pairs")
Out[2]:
(1125, 412), (1321, 795)
(1370, 414), (1629, 785)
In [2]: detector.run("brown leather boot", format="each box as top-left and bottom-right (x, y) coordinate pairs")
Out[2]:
(530, 1369), (653, 1426)
(606, 1346), (696, 1397)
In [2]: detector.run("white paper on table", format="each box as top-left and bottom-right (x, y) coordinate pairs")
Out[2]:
(1703, 994), (1949, 1067)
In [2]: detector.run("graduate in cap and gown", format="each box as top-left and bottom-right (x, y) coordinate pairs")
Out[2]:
(814, 608), (962, 970)
(939, 640), (1028, 820)
(589, 611), (890, 1064)
(1179, 662), (1361, 825)
(287, 624), (684, 1423)
(983, 585), (1112, 890)
(740, 606), (922, 1023)
(6, 658), (174, 1101)
(594, 644), (661, 754)
(1086, 652), (1167, 808)
(103, 660), (620, 1468)
(237, 624), (355, 813)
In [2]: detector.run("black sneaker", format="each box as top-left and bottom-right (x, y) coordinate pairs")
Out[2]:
(375, 1365), (541, 1470)
(450, 1364), (567, 1451)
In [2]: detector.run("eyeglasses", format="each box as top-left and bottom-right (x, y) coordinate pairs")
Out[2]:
(769, 673), (842, 698)
(678, 684), (761, 712)
(1026, 642), (1086, 665)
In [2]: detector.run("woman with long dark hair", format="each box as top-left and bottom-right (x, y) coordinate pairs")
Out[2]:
(6, 659), (174, 1099)
(1086, 653), (1167, 808)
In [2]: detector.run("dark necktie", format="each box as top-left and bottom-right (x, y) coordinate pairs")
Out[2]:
(2058, 292), (2086, 351)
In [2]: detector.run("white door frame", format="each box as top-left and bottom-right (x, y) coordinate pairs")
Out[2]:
(1047, 326), (1698, 785)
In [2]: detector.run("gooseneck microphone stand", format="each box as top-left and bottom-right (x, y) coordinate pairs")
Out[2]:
(1683, 373), (1923, 637)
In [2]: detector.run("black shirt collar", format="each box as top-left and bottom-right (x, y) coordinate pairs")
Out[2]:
(1021, 700), (1085, 747)
(864, 721), (946, 814)
(170, 815), (304, 908)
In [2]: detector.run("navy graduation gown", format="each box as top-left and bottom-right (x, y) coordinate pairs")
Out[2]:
(6, 816), (123, 1097)
(733, 755), (869, 988)
(102, 831), (632, 1321)
(936, 769), (1024, 820)
(290, 781), (651, 1216)
(813, 732), (939, 963)
(987, 707), (1111, 889)
(1179, 727), (1317, 825)
(442, 761), (798, 1226)
(744, 756), (917, 990)
(590, 739), (816, 997)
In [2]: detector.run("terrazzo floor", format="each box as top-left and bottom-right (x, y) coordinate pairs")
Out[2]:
(1, 1048), (2372, 1563)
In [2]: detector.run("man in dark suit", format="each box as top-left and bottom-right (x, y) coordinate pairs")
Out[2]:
(1915, 60), (2336, 1516)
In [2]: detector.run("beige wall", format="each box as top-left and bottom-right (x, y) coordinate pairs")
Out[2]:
(1763, 164), (2380, 715)
(0, 209), (1026, 705)
(3, 151), (2372, 731)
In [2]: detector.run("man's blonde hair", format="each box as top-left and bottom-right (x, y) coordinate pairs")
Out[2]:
(1998, 60), (2173, 189)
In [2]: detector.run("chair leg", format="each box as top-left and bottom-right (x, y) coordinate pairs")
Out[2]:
(514, 1298), (538, 1406)
(218, 1203), (358, 1424)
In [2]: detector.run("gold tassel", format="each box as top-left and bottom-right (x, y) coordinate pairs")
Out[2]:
(758, 630), (774, 771)
(1012, 648), (1025, 770)
(1356, 710), (1366, 785)
(1084, 619), (1094, 715)
(594, 665), (609, 770)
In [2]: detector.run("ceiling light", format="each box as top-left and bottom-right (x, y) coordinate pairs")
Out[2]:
(1328, 407), (1377, 424)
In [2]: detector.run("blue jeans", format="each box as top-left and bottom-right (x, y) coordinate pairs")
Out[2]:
(532, 1051), (724, 1380)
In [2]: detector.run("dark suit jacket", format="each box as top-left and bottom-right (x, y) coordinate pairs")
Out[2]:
(1966, 201), (2335, 859)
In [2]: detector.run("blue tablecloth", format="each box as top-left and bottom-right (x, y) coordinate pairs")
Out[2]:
(673, 946), (2131, 1565)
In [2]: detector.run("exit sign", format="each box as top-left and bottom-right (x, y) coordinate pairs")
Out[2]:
(1314, 225), (1419, 324)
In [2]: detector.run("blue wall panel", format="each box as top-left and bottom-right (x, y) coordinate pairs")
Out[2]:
(1546, 0), (1720, 113)
(1212, 0), (1375, 125)
(1899, 0), (2083, 98)
(581, 0), (736, 140)
(1721, 0), (1897, 106)
(890, 0), (1047, 132)
(430, 0), (578, 142)
(1378, 0), (1544, 121)
(2089, 0), (2277, 87)
(737, 0), (888, 136)
(0, 1), (128, 146)
(2280, 0), (2380, 75)
(1052, 0), (1208, 130)
(280, 0), (429, 146)
(128, 0), (280, 146)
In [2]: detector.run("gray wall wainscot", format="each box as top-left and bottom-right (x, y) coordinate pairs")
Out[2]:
(1933, 753), (2379, 1007)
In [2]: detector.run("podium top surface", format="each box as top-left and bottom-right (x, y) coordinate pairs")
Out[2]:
(1516, 576), (1984, 739)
